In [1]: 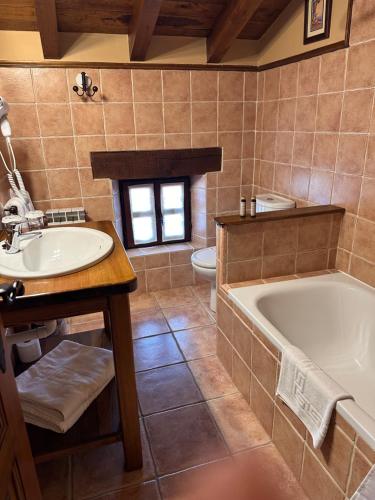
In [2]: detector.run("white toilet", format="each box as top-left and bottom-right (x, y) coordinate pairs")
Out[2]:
(191, 194), (296, 312)
(191, 246), (217, 312)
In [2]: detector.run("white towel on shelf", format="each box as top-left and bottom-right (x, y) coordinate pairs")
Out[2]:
(16, 340), (114, 433)
(351, 465), (375, 500)
(276, 344), (353, 448)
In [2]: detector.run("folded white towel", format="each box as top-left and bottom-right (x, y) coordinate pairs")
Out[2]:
(351, 465), (375, 499)
(276, 344), (353, 448)
(16, 340), (114, 433)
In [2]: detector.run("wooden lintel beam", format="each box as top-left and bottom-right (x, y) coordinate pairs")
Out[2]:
(207, 0), (263, 63)
(129, 0), (162, 61)
(34, 0), (59, 59)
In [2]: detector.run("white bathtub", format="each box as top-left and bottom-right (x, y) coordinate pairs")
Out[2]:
(229, 272), (375, 450)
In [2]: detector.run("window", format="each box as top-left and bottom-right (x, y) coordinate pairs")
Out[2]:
(120, 177), (191, 249)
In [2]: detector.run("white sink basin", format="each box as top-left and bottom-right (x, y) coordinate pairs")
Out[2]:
(0, 227), (114, 279)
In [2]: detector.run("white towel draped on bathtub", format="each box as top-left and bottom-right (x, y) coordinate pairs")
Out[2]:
(351, 465), (375, 499)
(276, 344), (353, 448)
(16, 340), (114, 433)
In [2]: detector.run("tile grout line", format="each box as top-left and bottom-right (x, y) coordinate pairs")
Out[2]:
(138, 287), (234, 457)
(30, 68), (53, 205)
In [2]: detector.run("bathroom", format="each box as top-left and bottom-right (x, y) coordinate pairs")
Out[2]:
(0, 0), (374, 498)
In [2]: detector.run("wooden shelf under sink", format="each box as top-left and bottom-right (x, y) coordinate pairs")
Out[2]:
(16, 329), (122, 464)
(2, 221), (143, 471)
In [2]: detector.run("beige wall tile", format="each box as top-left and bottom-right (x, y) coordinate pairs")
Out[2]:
(272, 408), (304, 479)
(250, 377), (274, 436)
(280, 64), (298, 99)
(244, 72), (257, 101)
(101, 69), (133, 102)
(83, 197), (114, 221)
(306, 424), (353, 491)
(164, 103), (191, 134)
(219, 72), (244, 101)
(252, 337), (277, 397)
(319, 51), (346, 93)
(191, 71), (218, 101)
(232, 352), (251, 402)
(37, 103), (73, 136)
(71, 103), (104, 135)
(301, 448), (344, 500)
(347, 448), (372, 498)
(0, 68), (34, 102)
(43, 137), (76, 168)
(46, 168), (81, 199)
(132, 69), (162, 102)
(298, 58), (320, 97)
(103, 103), (135, 134)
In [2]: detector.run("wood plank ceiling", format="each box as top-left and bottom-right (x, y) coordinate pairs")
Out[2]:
(0, 0), (293, 62)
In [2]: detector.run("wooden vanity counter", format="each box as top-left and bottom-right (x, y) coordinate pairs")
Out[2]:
(0, 221), (142, 471)
(0, 221), (137, 312)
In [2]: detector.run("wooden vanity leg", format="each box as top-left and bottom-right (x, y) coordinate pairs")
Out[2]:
(103, 310), (112, 341)
(108, 293), (142, 470)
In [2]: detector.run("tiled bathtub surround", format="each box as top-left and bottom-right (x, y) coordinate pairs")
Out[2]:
(216, 274), (375, 500)
(0, 67), (256, 245)
(253, 0), (375, 287)
(216, 212), (342, 285)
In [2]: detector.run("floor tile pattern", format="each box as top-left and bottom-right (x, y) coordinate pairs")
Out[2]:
(37, 285), (308, 499)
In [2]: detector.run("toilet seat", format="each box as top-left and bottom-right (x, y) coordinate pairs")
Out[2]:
(191, 247), (216, 269)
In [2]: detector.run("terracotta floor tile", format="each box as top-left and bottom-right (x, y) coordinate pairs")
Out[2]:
(208, 393), (271, 452)
(36, 457), (71, 500)
(158, 459), (233, 500)
(72, 424), (155, 499)
(132, 310), (170, 339)
(134, 334), (183, 372)
(191, 283), (211, 305)
(174, 325), (217, 360)
(160, 443), (307, 500)
(71, 312), (104, 324)
(70, 319), (105, 334)
(188, 356), (238, 400)
(234, 444), (308, 500)
(130, 293), (160, 313)
(144, 403), (228, 475)
(94, 481), (160, 499)
(153, 286), (198, 308)
(163, 304), (215, 332)
(136, 364), (202, 415)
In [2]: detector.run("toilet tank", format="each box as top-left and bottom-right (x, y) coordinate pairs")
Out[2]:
(256, 193), (295, 213)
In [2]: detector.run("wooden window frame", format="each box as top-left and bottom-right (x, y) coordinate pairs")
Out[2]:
(120, 176), (191, 249)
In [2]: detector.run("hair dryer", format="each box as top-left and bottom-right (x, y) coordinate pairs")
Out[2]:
(0, 96), (11, 138)
(0, 96), (34, 211)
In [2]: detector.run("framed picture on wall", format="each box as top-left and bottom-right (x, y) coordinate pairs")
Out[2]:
(304, 0), (332, 44)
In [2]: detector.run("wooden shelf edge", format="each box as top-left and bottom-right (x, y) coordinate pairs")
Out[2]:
(214, 205), (345, 227)
(32, 432), (122, 464)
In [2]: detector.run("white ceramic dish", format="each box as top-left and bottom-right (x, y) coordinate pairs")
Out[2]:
(229, 273), (375, 449)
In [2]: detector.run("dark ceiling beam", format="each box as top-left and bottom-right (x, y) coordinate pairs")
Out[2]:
(129, 0), (162, 61)
(34, 0), (59, 59)
(207, 0), (264, 63)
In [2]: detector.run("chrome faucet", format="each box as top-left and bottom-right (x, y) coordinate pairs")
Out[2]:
(3, 222), (42, 254)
